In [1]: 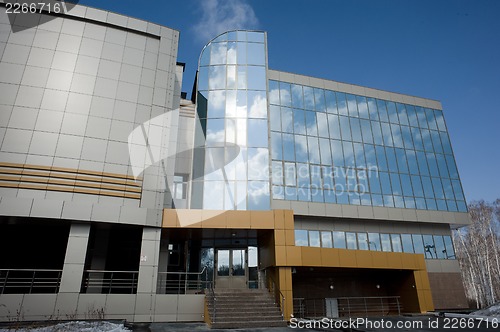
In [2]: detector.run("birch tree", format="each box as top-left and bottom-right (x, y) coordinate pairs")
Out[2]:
(453, 200), (500, 308)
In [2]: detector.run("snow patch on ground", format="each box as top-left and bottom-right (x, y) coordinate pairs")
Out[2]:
(0, 321), (131, 331)
(471, 302), (500, 317)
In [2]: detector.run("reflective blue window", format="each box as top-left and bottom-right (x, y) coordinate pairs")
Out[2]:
(325, 91), (338, 113)
(351, 118), (362, 142)
(339, 116), (351, 140)
(397, 103), (409, 126)
(425, 108), (438, 130)
(328, 114), (341, 140)
(337, 92), (348, 115)
(305, 111), (318, 136)
(357, 96), (369, 119)
(267, 80), (467, 212)
(387, 102), (399, 123)
(293, 109), (306, 135)
(314, 88), (326, 112)
(283, 134), (295, 161)
(347, 94), (358, 117)
(367, 98), (379, 121)
(303, 86), (315, 110)
(291, 84), (304, 109)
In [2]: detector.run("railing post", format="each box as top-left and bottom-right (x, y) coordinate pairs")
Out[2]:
(57, 270), (62, 293)
(2, 270), (9, 295)
(347, 298), (351, 318)
(396, 297), (401, 315)
(29, 270), (35, 294)
(109, 272), (114, 294)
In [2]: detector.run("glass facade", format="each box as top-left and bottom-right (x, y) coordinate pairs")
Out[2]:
(192, 31), (270, 210)
(294, 229), (456, 259)
(269, 81), (466, 212)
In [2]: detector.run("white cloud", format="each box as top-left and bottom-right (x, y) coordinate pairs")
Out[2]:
(192, 0), (259, 43)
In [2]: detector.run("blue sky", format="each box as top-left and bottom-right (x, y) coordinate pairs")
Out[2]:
(78, 0), (500, 204)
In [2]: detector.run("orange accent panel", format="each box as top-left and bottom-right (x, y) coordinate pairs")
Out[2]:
(286, 246), (302, 266)
(274, 230), (285, 246)
(250, 211), (274, 229)
(226, 210), (251, 228)
(371, 251), (389, 268)
(273, 210), (285, 229)
(283, 210), (294, 230)
(355, 250), (372, 267)
(275, 245), (287, 266)
(385, 252), (403, 269)
(301, 247), (322, 267)
(201, 211), (227, 228)
(284, 229), (295, 246)
(163, 209), (180, 227)
(320, 248), (339, 267)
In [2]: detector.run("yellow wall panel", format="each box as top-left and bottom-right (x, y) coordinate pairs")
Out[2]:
(273, 210), (285, 229)
(250, 211), (274, 229)
(355, 250), (373, 267)
(320, 248), (339, 267)
(274, 230), (286, 246)
(226, 210), (251, 228)
(385, 252), (403, 269)
(371, 251), (388, 268)
(284, 229), (295, 246)
(176, 210), (202, 227)
(275, 245), (287, 266)
(201, 210), (227, 228)
(423, 290), (435, 312)
(337, 250), (357, 268)
(162, 209), (179, 227)
(283, 210), (294, 230)
(285, 246), (302, 266)
(301, 247), (322, 266)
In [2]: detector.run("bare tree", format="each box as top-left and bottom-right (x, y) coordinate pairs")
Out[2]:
(453, 200), (500, 308)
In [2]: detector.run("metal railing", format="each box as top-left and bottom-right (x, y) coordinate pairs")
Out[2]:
(81, 270), (138, 294)
(293, 296), (402, 318)
(0, 269), (62, 294)
(206, 280), (216, 323)
(268, 274), (285, 319)
(157, 267), (209, 294)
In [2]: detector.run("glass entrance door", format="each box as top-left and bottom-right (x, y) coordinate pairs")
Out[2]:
(215, 249), (247, 288)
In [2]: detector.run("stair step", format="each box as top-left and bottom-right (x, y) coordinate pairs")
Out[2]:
(213, 311), (282, 317)
(211, 315), (283, 321)
(206, 289), (285, 329)
(211, 320), (287, 329)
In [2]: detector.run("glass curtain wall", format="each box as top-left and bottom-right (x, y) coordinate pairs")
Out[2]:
(192, 31), (270, 210)
(269, 81), (466, 213)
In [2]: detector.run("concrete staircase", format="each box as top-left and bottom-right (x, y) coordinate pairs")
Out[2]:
(206, 289), (287, 329)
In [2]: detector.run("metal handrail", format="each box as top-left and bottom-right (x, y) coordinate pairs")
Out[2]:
(293, 296), (402, 318)
(267, 273), (285, 319)
(82, 270), (139, 294)
(206, 281), (216, 323)
(0, 268), (62, 294)
(157, 267), (209, 294)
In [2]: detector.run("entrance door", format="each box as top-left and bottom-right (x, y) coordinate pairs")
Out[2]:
(215, 249), (247, 288)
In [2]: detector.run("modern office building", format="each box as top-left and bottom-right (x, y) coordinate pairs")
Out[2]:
(0, 2), (469, 326)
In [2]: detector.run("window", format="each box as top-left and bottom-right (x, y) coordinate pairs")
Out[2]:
(321, 231), (333, 248)
(295, 230), (308, 246)
(357, 233), (369, 250)
(346, 232), (357, 249)
(173, 175), (187, 199)
(333, 231), (346, 249)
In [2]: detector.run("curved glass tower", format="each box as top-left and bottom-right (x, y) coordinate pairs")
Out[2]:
(191, 30), (270, 210)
